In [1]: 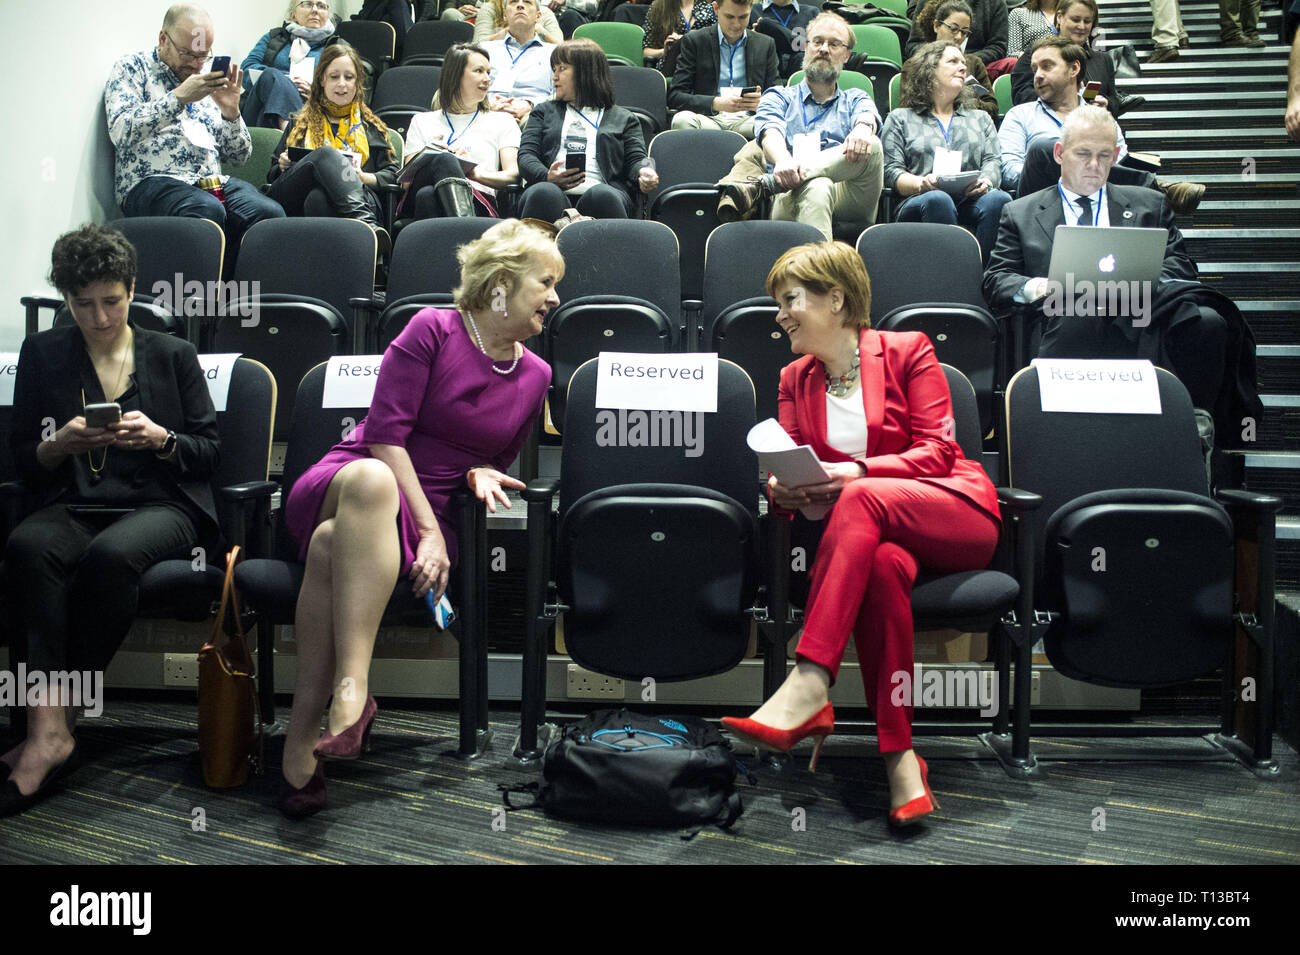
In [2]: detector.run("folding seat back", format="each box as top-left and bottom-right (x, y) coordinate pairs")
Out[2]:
(371, 65), (442, 135)
(611, 65), (668, 136)
(401, 19), (473, 65)
(221, 126), (284, 190)
(336, 18), (397, 81)
(572, 22), (646, 66)
(855, 222), (986, 316)
(379, 218), (495, 350)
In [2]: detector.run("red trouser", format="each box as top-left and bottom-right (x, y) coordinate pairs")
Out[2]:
(796, 478), (1000, 753)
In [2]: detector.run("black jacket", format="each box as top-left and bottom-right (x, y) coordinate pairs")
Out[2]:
(518, 101), (649, 204)
(1010, 43), (1120, 118)
(668, 25), (780, 114)
(267, 118), (400, 191)
(10, 323), (221, 539)
(906, 0), (1008, 64)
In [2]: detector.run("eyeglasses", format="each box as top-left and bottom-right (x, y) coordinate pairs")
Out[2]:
(806, 36), (847, 50)
(297, 1), (330, 10)
(938, 21), (971, 37)
(164, 33), (210, 63)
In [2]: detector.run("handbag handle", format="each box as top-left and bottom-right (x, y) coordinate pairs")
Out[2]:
(202, 546), (266, 773)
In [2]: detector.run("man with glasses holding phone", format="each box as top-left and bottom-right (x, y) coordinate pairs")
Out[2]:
(106, 3), (284, 270)
(714, 12), (883, 239)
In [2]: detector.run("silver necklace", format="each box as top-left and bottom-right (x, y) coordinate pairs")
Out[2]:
(463, 309), (520, 375)
(825, 347), (860, 398)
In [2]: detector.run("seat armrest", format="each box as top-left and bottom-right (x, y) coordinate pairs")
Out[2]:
(1215, 488), (1284, 514)
(220, 480), (279, 502)
(522, 479), (559, 503)
(997, 487), (1042, 513)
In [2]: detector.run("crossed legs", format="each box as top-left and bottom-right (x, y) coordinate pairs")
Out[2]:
(281, 459), (403, 789)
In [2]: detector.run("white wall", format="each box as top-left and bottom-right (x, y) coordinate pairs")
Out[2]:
(3, 0), (359, 349)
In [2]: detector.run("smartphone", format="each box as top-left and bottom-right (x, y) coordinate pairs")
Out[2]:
(83, 402), (121, 429)
(741, 86), (759, 95)
(566, 150), (587, 172)
(210, 55), (231, 76)
(1082, 81), (1102, 102)
(286, 145), (312, 162)
(425, 591), (457, 630)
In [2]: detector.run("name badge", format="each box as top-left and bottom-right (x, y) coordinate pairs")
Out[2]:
(933, 147), (962, 177)
(180, 111), (216, 151)
(339, 149), (362, 171)
(792, 132), (820, 167)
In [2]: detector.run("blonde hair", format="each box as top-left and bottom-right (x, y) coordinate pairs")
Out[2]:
(765, 241), (872, 328)
(454, 219), (565, 313)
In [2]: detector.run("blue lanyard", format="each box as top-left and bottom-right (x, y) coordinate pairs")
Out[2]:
(1040, 101), (1064, 128)
(799, 93), (834, 132)
(575, 108), (603, 131)
(681, 6), (695, 31)
(771, 5), (794, 28)
(934, 113), (953, 144)
(722, 34), (744, 87)
(505, 37), (534, 67)
(444, 109), (479, 146)
(1059, 184), (1103, 225)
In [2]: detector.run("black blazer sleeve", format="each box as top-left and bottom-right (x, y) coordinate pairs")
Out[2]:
(752, 32), (780, 90)
(1009, 47), (1033, 106)
(668, 30), (719, 114)
(267, 125), (292, 185)
(982, 199), (1034, 311)
(969, 0), (1009, 64)
(364, 120), (400, 190)
(602, 106), (648, 196)
(518, 100), (561, 186)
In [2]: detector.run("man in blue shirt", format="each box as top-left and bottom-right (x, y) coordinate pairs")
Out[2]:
(485, 0), (555, 125)
(715, 12), (883, 239)
(670, 0), (780, 138)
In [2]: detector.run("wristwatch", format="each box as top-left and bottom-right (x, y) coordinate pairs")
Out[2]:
(157, 429), (178, 460)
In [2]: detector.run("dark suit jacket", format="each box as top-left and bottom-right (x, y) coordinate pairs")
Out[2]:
(982, 182), (1196, 312)
(1010, 44), (1120, 118)
(668, 25), (780, 114)
(518, 101), (648, 203)
(10, 323), (221, 540)
(778, 327), (1001, 520)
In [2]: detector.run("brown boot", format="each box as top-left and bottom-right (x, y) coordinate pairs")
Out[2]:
(1157, 179), (1206, 215)
(1148, 46), (1179, 63)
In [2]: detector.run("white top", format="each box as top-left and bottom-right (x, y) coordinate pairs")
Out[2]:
(559, 106), (607, 195)
(404, 108), (521, 195)
(825, 391), (867, 461)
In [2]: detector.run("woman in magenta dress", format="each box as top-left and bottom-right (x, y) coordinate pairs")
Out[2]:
(276, 219), (562, 818)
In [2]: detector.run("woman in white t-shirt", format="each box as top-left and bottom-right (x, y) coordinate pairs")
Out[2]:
(402, 43), (522, 218)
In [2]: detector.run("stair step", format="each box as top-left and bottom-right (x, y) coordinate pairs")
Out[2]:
(1178, 201), (1300, 228)
(1121, 75), (1283, 92)
(1123, 109), (1280, 131)
(1158, 174), (1297, 201)
(1242, 453), (1300, 515)
(1149, 148), (1300, 175)
(1183, 230), (1300, 260)
(1129, 91), (1286, 106)
(1256, 350), (1300, 393)
(1242, 303), (1300, 344)
(1253, 400), (1300, 452)
(1197, 262), (1300, 298)
(1127, 127), (1289, 150)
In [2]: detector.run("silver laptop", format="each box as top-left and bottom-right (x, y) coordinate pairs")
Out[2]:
(1047, 225), (1167, 287)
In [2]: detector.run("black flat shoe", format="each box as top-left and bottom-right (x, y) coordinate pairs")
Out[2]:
(0, 743), (79, 817)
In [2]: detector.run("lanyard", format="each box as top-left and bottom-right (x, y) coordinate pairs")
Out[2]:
(575, 108), (603, 131)
(444, 109), (479, 146)
(1040, 101), (1064, 128)
(681, 7), (695, 30)
(722, 34), (745, 86)
(505, 37), (534, 67)
(799, 92), (834, 132)
(1059, 184), (1103, 225)
(934, 113), (953, 144)
(771, 4), (794, 28)
(334, 120), (362, 144)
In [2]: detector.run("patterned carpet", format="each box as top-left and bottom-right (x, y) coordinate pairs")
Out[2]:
(1, 697), (1296, 865)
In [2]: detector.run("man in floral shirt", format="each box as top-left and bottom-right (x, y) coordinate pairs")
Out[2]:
(107, 4), (283, 260)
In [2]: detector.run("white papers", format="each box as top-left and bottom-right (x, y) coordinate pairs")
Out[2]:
(932, 146), (962, 177)
(1033, 358), (1162, 414)
(197, 353), (241, 412)
(322, 355), (384, 408)
(746, 418), (832, 520)
(289, 57), (315, 85)
(594, 352), (718, 413)
(0, 353), (18, 406)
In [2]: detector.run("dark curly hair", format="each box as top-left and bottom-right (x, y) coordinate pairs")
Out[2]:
(916, 0), (974, 41)
(49, 223), (137, 296)
(901, 40), (977, 113)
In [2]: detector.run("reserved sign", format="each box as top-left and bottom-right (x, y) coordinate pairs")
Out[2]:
(0, 353), (17, 406)
(322, 355), (384, 408)
(1033, 358), (1161, 414)
(197, 353), (241, 412)
(594, 352), (718, 413)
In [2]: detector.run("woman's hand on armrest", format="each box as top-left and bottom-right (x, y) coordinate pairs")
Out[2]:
(467, 466), (525, 513)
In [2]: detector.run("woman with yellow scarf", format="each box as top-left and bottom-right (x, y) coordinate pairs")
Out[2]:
(267, 44), (398, 247)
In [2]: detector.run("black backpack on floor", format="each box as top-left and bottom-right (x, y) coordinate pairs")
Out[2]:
(505, 709), (744, 830)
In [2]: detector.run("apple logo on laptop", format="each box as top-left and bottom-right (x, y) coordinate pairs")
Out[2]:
(1098, 254), (1116, 273)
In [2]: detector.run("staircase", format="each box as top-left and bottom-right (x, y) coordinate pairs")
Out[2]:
(1097, 0), (1299, 592)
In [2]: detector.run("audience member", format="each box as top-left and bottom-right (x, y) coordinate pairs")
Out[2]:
(3, 224), (219, 817)
(277, 219), (561, 819)
(1009, 0), (1143, 118)
(1148, 0), (1188, 61)
(107, 4), (285, 266)
(998, 37), (1202, 213)
(722, 240), (1000, 827)
(714, 13), (883, 240)
(644, 0), (718, 73)
(983, 106), (1255, 424)
(267, 44), (398, 249)
(1219, 0), (1264, 47)
(516, 40), (659, 221)
(1008, 0), (1058, 57)
(882, 41), (1010, 263)
(905, 0), (1007, 65)
(668, 0), (781, 138)
(402, 43), (522, 218)
(483, 0), (557, 126)
(905, 0), (999, 119)
(240, 0), (342, 130)
(475, 0), (565, 43)
(749, 0), (818, 79)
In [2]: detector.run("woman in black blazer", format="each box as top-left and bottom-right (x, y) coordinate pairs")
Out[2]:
(2, 224), (219, 817)
(516, 39), (659, 222)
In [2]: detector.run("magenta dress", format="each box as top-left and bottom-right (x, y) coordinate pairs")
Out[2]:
(285, 307), (550, 570)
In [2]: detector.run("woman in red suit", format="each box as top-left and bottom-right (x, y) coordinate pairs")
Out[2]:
(723, 240), (1001, 827)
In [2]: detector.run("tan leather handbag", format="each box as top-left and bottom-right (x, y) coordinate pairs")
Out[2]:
(197, 546), (264, 788)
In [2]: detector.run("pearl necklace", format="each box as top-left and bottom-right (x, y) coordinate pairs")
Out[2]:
(825, 347), (860, 398)
(464, 309), (520, 375)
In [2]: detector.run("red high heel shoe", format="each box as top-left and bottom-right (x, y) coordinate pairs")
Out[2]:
(721, 702), (835, 772)
(313, 694), (378, 761)
(888, 753), (939, 827)
(277, 763), (326, 820)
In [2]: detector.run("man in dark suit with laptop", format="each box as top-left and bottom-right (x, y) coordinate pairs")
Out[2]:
(983, 105), (1258, 433)
(668, 0), (780, 139)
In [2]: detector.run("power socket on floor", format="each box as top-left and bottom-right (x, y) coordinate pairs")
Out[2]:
(566, 665), (624, 700)
(163, 653), (200, 686)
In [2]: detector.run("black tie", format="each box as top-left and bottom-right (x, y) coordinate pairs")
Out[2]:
(1077, 195), (1094, 226)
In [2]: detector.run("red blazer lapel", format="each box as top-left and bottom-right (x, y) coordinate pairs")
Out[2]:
(799, 357), (829, 458)
(860, 327), (885, 455)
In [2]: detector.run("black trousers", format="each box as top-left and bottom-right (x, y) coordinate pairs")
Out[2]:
(518, 181), (632, 222)
(408, 150), (488, 219)
(5, 503), (197, 673)
(1018, 138), (1159, 198)
(267, 146), (381, 222)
